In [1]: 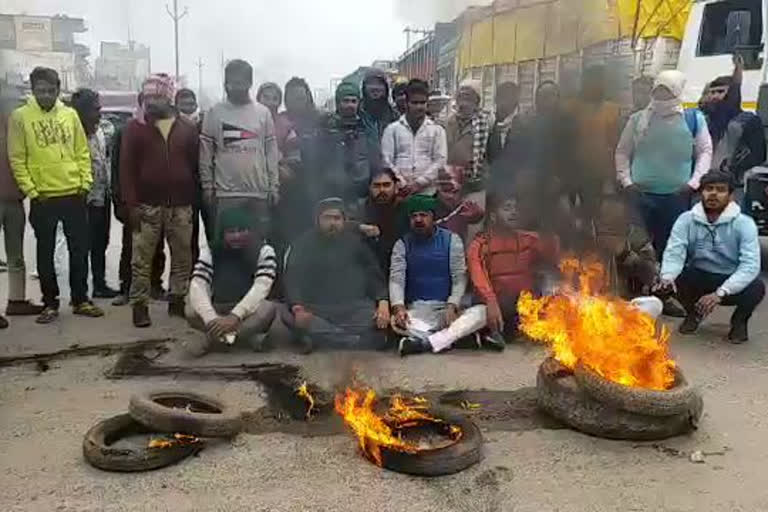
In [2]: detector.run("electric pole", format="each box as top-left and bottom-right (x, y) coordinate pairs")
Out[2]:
(166, 0), (188, 82)
(196, 57), (204, 100)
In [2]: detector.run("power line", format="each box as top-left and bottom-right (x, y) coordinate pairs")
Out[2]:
(165, 0), (188, 82)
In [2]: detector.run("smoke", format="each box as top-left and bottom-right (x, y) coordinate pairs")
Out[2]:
(393, 0), (492, 25)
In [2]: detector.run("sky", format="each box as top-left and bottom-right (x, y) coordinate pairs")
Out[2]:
(6, 0), (483, 102)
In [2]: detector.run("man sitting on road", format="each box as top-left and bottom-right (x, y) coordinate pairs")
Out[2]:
(468, 194), (559, 344)
(284, 198), (390, 352)
(391, 195), (492, 356)
(184, 207), (281, 357)
(656, 170), (764, 343)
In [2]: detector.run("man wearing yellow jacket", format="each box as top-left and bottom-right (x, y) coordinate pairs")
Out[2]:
(7, 67), (104, 323)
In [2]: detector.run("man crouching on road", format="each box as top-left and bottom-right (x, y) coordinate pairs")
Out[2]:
(655, 170), (764, 343)
(391, 194), (490, 356)
(184, 207), (282, 357)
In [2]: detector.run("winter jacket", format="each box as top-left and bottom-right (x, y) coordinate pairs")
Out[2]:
(200, 100), (279, 201)
(7, 97), (91, 200)
(381, 116), (447, 196)
(119, 116), (199, 208)
(359, 71), (398, 144)
(0, 112), (22, 201)
(87, 127), (110, 207)
(661, 202), (760, 295)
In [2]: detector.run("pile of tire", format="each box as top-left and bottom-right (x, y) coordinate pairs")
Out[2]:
(536, 357), (704, 440)
(83, 390), (243, 472)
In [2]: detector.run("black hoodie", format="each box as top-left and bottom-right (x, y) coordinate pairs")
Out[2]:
(359, 71), (398, 142)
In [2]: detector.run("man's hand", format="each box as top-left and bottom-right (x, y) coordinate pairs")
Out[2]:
(623, 183), (640, 194)
(696, 293), (721, 318)
(359, 224), (381, 238)
(206, 314), (241, 341)
(278, 162), (295, 182)
(443, 304), (459, 327)
(374, 301), (390, 330)
(397, 183), (413, 198)
(653, 278), (677, 295)
(733, 53), (745, 69)
(393, 305), (409, 330)
(292, 305), (313, 329)
(487, 302), (505, 333)
(269, 191), (280, 206)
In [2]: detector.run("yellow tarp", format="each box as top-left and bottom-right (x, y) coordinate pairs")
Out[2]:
(515, 5), (548, 61)
(618, 0), (692, 39)
(493, 10), (517, 65)
(470, 18), (495, 67)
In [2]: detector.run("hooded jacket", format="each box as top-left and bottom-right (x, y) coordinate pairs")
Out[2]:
(7, 97), (91, 200)
(359, 71), (398, 143)
(661, 202), (760, 295)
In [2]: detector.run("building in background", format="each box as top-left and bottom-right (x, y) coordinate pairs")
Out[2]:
(0, 13), (90, 91)
(397, 22), (457, 86)
(94, 41), (151, 91)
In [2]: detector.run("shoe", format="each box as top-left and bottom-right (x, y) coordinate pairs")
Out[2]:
(5, 300), (45, 316)
(168, 296), (185, 318)
(73, 301), (105, 318)
(133, 304), (152, 328)
(151, 285), (169, 301)
(398, 336), (431, 357)
(662, 299), (687, 318)
(728, 319), (749, 344)
(36, 307), (59, 324)
(679, 314), (701, 335)
(483, 332), (506, 352)
(0, 314), (8, 329)
(93, 285), (120, 299)
(112, 293), (129, 306)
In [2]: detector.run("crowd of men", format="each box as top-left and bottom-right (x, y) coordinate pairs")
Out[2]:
(0, 55), (765, 354)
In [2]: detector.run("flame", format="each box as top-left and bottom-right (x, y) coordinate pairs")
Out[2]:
(518, 257), (676, 390)
(334, 389), (460, 466)
(148, 433), (201, 449)
(297, 381), (315, 419)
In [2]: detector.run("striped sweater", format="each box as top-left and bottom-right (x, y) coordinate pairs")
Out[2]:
(187, 244), (277, 325)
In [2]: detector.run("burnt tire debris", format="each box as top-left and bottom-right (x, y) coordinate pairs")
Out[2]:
(129, 390), (243, 438)
(537, 358), (703, 441)
(83, 413), (203, 472)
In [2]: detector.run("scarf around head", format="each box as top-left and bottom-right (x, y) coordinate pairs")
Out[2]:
(635, 70), (686, 141)
(142, 74), (176, 102)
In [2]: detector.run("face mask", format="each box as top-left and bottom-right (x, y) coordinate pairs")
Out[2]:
(180, 110), (200, 123)
(649, 98), (680, 116)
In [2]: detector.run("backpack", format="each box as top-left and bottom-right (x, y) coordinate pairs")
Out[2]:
(684, 108), (700, 137)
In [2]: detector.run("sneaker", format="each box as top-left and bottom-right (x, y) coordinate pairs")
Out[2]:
(483, 332), (506, 352)
(168, 296), (185, 318)
(133, 304), (152, 328)
(36, 307), (59, 324)
(728, 320), (749, 344)
(679, 314), (701, 335)
(73, 301), (105, 318)
(398, 336), (430, 357)
(151, 285), (169, 301)
(5, 300), (45, 316)
(93, 285), (120, 299)
(0, 314), (8, 329)
(662, 298), (687, 318)
(112, 293), (129, 306)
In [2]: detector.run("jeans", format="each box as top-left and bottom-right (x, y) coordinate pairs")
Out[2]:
(87, 202), (111, 289)
(0, 200), (27, 302)
(676, 267), (766, 324)
(630, 190), (690, 261)
(130, 205), (193, 305)
(284, 300), (386, 350)
(29, 195), (90, 308)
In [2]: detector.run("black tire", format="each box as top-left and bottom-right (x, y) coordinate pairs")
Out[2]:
(574, 361), (700, 417)
(537, 358), (703, 441)
(83, 413), (202, 472)
(129, 389), (242, 438)
(378, 409), (483, 477)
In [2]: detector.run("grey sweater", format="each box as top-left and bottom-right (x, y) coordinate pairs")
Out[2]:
(200, 100), (279, 200)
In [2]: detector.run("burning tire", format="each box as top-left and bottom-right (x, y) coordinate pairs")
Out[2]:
(129, 390), (242, 438)
(378, 410), (483, 477)
(574, 362), (701, 417)
(537, 358), (703, 441)
(83, 413), (202, 472)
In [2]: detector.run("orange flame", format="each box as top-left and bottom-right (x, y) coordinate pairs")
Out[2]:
(148, 433), (201, 449)
(297, 381), (316, 419)
(518, 257), (676, 390)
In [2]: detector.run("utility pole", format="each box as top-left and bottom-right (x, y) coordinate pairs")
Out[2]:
(166, 0), (188, 82)
(196, 57), (204, 100)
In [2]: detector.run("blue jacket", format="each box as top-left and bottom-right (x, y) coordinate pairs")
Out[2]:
(404, 228), (453, 303)
(661, 202), (760, 295)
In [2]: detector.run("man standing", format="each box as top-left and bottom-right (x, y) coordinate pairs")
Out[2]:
(200, 59), (279, 238)
(175, 88), (200, 125)
(314, 82), (380, 211)
(284, 198), (390, 352)
(426, 90), (451, 122)
(657, 171), (764, 343)
(71, 88), (119, 298)
(359, 70), (398, 143)
(185, 207), (280, 357)
(391, 195), (490, 356)
(0, 87), (43, 328)
(382, 79), (447, 197)
(486, 82), (520, 164)
(443, 80), (492, 188)
(392, 80), (409, 117)
(8, 67), (103, 324)
(121, 74), (199, 327)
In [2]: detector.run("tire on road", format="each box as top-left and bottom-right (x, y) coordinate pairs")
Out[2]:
(574, 361), (700, 417)
(129, 389), (242, 438)
(83, 413), (202, 472)
(537, 358), (703, 441)
(379, 409), (483, 477)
